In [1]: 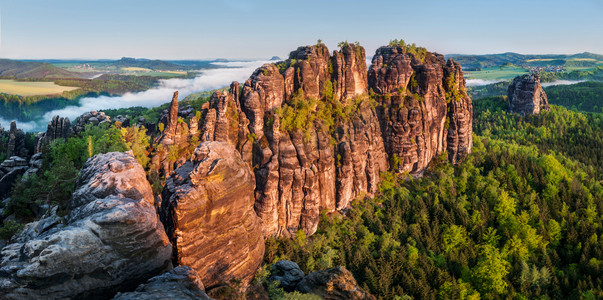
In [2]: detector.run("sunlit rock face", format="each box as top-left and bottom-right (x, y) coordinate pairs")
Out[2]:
(196, 43), (473, 237)
(0, 151), (172, 300)
(507, 73), (550, 115)
(160, 141), (265, 289)
(368, 45), (473, 173)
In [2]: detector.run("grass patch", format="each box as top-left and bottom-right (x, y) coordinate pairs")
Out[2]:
(121, 67), (152, 72)
(465, 66), (528, 81)
(569, 58), (597, 62)
(526, 58), (557, 62)
(0, 79), (79, 96)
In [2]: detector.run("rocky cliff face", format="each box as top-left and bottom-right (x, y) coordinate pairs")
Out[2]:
(196, 43), (472, 237)
(0, 151), (172, 299)
(368, 45), (473, 173)
(507, 73), (550, 115)
(160, 141), (264, 289)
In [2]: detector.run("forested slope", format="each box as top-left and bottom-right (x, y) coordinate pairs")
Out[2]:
(265, 102), (603, 299)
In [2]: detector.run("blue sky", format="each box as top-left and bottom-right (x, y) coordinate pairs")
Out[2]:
(1, 0), (602, 59)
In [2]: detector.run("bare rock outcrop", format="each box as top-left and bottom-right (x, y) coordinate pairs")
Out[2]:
(0, 151), (172, 299)
(73, 110), (111, 134)
(160, 141), (264, 289)
(0, 156), (28, 199)
(507, 73), (550, 115)
(35, 115), (72, 153)
(368, 45), (473, 173)
(295, 267), (376, 300)
(113, 266), (212, 300)
(6, 121), (26, 158)
(332, 43), (368, 104)
(268, 260), (305, 291)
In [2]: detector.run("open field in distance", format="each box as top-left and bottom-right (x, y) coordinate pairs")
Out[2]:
(0, 79), (79, 96)
(464, 66), (528, 80)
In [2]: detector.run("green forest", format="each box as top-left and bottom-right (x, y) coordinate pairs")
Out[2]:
(546, 81), (603, 113)
(265, 101), (603, 299)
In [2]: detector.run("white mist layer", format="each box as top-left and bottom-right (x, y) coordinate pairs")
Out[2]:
(541, 80), (586, 87)
(0, 61), (269, 133)
(466, 79), (505, 87)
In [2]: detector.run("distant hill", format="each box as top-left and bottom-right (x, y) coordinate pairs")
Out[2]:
(113, 57), (192, 71)
(446, 52), (603, 71)
(0, 59), (80, 79)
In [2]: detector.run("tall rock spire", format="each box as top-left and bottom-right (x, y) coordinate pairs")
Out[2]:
(166, 91), (179, 136)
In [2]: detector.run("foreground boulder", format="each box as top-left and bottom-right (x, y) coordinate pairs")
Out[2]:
(507, 73), (550, 115)
(296, 267), (375, 300)
(160, 141), (264, 289)
(0, 151), (172, 299)
(113, 266), (212, 300)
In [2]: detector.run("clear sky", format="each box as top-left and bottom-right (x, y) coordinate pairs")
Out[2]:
(1, 0), (602, 60)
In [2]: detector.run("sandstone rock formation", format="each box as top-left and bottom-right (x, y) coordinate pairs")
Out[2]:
(35, 115), (72, 152)
(160, 141), (264, 289)
(368, 45), (473, 171)
(6, 121), (26, 158)
(295, 266), (375, 300)
(158, 102), (197, 127)
(0, 151), (172, 299)
(151, 91), (200, 177)
(195, 42), (472, 237)
(507, 73), (550, 115)
(113, 266), (212, 300)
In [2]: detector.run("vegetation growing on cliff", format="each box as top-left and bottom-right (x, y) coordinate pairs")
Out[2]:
(7, 122), (151, 220)
(389, 39), (428, 63)
(275, 84), (376, 141)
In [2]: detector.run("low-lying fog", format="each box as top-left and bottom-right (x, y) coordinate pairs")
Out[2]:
(541, 80), (587, 87)
(0, 61), (269, 132)
(465, 79), (505, 87)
